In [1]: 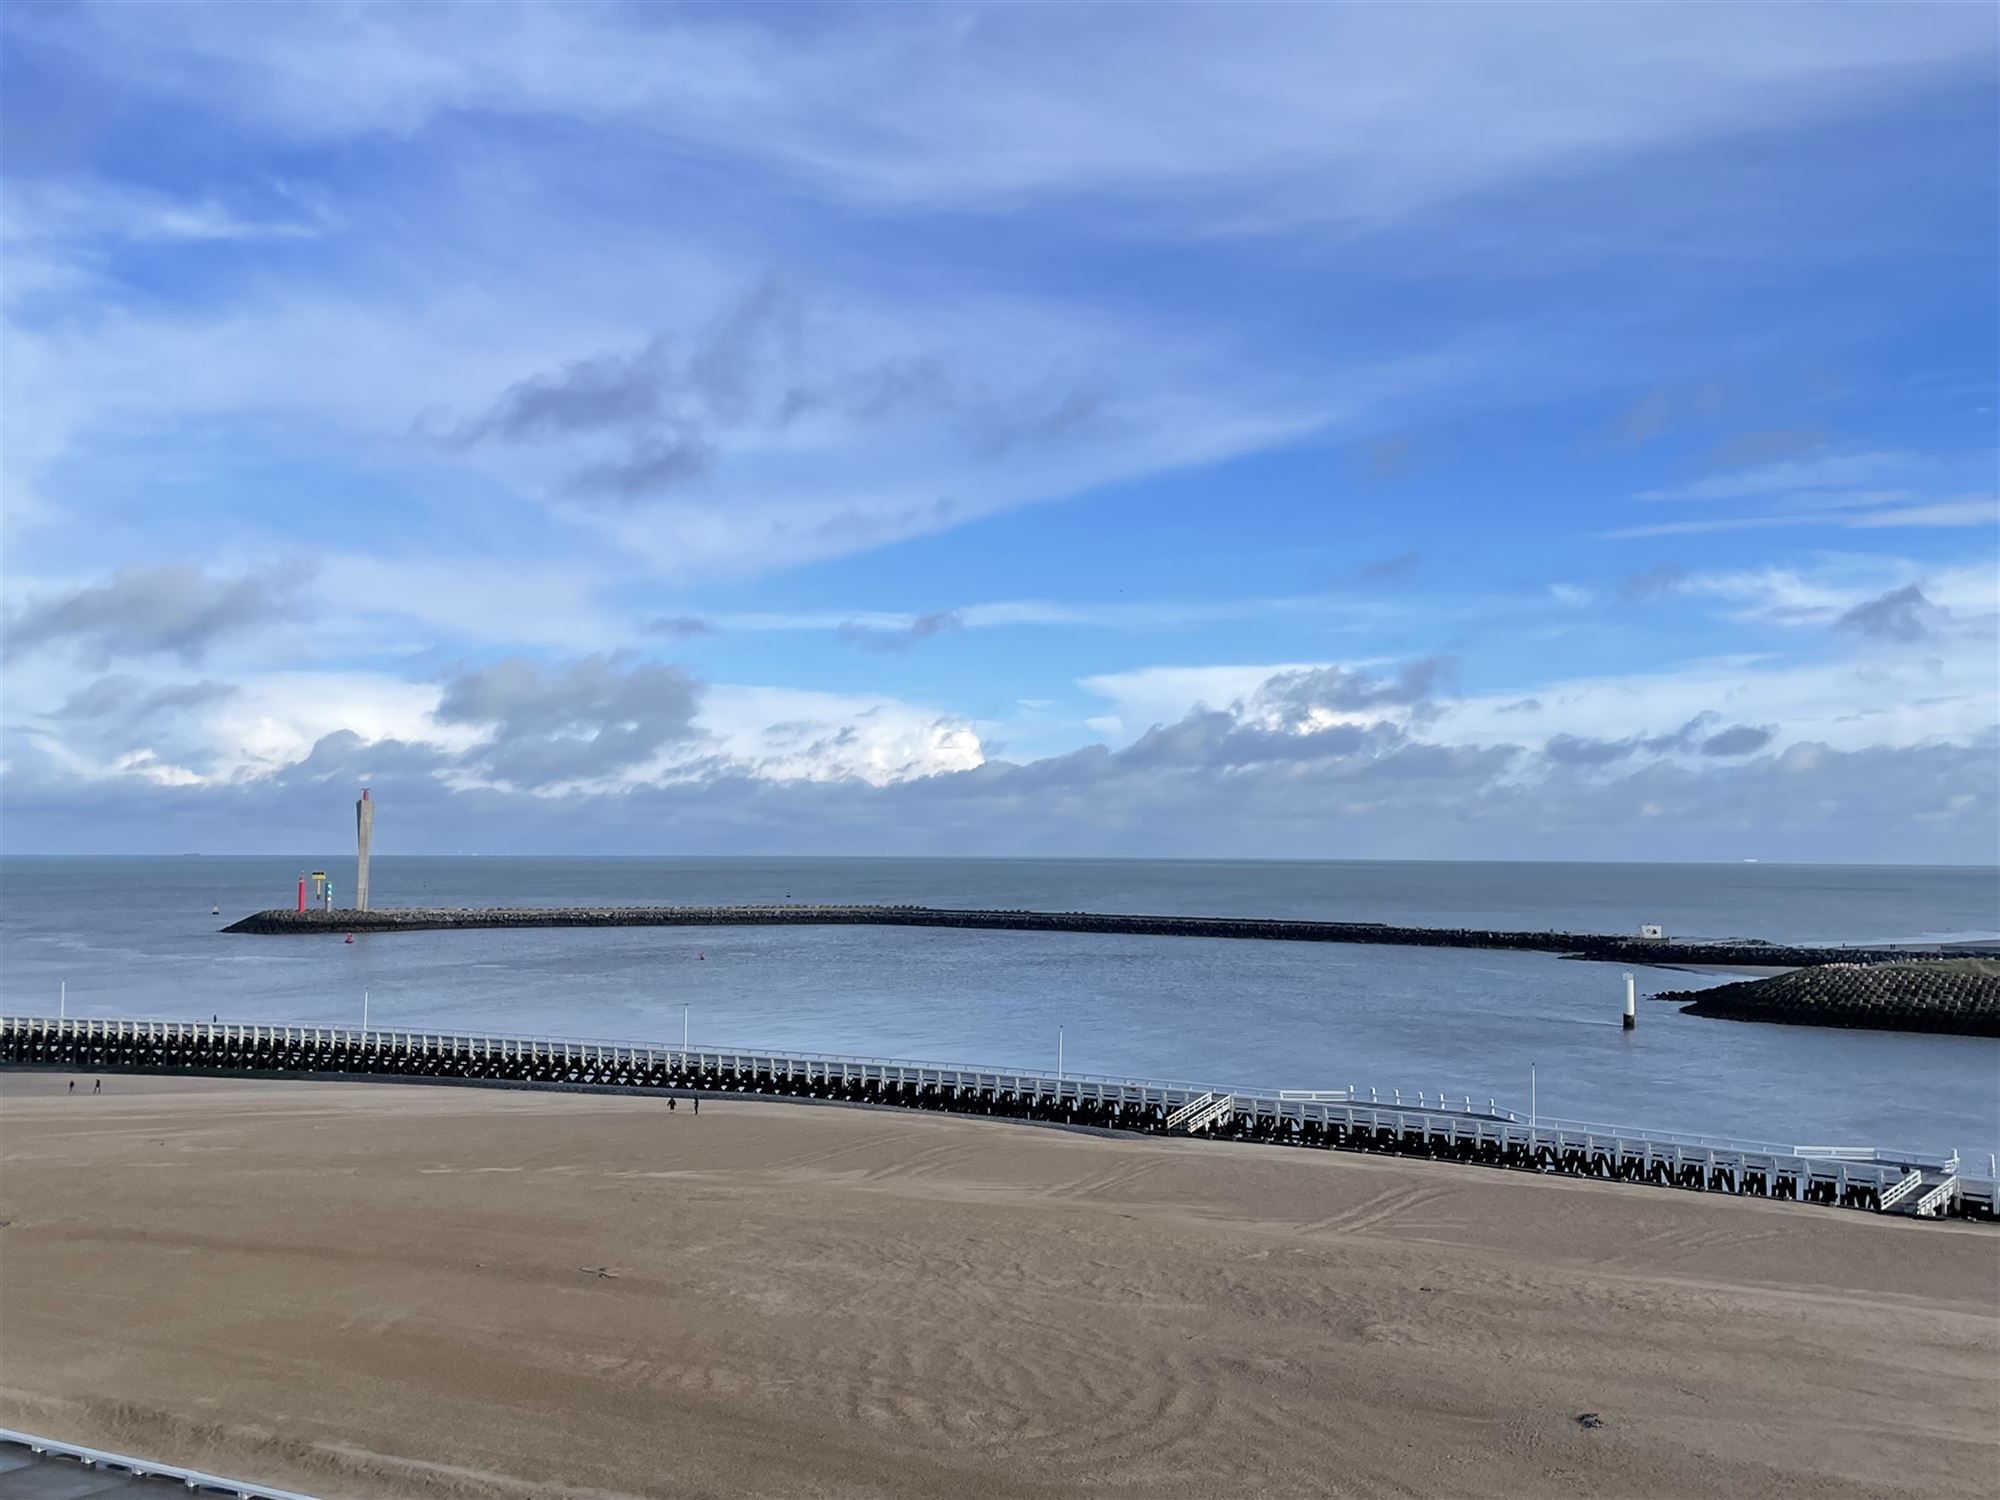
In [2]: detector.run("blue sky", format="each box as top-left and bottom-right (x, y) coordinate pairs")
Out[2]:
(2, 3), (1995, 860)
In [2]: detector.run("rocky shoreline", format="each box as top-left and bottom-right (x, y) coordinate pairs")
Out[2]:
(220, 904), (1978, 969)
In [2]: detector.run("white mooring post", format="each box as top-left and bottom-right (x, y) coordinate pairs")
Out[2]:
(1623, 972), (1637, 1031)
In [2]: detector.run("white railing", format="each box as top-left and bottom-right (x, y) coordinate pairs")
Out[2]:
(1879, 1170), (1926, 1209)
(1164, 1092), (1220, 1130)
(17, 1012), (1240, 1101)
(9, 1015), (1981, 1204)
(1913, 1177), (1960, 1217)
(0, 1427), (318, 1500)
(1186, 1092), (1238, 1134)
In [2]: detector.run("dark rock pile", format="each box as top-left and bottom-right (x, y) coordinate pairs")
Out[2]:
(1663, 961), (2000, 1037)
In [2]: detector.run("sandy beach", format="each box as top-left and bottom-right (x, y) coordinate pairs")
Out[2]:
(1, 1075), (1994, 1499)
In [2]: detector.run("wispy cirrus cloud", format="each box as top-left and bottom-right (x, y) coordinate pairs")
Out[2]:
(1611, 449), (1997, 538)
(710, 593), (1407, 638)
(1606, 496), (1993, 539)
(1635, 450), (1911, 503)
(2, 178), (331, 247)
(16, 4), (1989, 228)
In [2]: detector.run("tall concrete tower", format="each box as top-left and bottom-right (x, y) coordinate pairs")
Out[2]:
(355, 788), (374, 912)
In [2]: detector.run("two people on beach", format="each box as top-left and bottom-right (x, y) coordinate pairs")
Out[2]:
(668, 1096), (700, 1114)
(67, 1080), (100, 1094)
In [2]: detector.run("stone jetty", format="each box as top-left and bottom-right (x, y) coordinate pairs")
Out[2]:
(1659, 960), (2000, 1037)
(219, 903), (1987, 969)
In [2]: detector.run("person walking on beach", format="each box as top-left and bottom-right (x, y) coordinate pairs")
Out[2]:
(92, 1079), (101, 1094)
(668, 1097), (676, 1113)
(693, 1097), (699, 1116)
(67, 1080), (74, 1094)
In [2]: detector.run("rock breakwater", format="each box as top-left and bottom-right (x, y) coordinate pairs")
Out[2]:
(1659, 960), (2000, 1037)
(219, 904), (1975, 969)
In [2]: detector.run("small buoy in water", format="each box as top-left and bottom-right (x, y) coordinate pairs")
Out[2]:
(344, 934), (355, 944)
(698, 951), (705, 960)
(211, 904), (220, 915)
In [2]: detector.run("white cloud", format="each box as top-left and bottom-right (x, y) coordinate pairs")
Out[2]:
(1080, 663), (1332, 742)
(203, 673), (478, 777)
(4, 663), (982, 793)
(1679, 555), (1999, 629)
(692, 685), (984, 785)
(1077, 592), (1996, 768)
(110, 749), (205, 787)
(1444, 648), (1992, 758)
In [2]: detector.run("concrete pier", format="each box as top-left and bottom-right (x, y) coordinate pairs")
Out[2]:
(5, 1013), (1991, 1221)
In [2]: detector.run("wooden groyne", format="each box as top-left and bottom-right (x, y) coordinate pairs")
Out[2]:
(220, 903), (1987, 969)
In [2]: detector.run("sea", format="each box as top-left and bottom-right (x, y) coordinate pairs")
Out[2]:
(3, 856), (1996, 1157)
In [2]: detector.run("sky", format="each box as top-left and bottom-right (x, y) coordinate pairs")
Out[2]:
(1, 2), (1996, 862)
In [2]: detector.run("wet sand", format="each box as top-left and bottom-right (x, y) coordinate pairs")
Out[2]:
(1, 1074), (1994, 1498)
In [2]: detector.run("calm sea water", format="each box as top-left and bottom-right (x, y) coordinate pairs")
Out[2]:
(3, 857), (1995, 1156)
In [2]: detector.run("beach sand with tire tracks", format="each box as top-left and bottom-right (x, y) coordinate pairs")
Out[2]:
(1, 1073), (1994, 1498)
